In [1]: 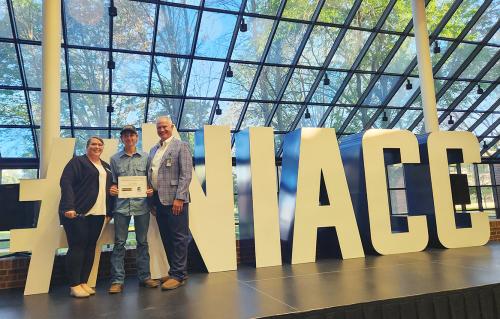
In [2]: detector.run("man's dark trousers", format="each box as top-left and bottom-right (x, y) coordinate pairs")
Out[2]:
(155, 198), (189, 281)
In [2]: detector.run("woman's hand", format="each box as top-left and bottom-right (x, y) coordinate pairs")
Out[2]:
(109, 184), (119, 196)
(64, 210), (78, 219)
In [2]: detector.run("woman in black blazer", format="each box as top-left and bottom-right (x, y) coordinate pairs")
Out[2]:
(59, 136), (113, 298)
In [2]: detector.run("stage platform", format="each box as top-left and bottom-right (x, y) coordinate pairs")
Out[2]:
(2, 243), (500, 319)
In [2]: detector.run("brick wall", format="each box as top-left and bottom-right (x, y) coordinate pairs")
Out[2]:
(2, 224), (500, 290)
(490, 220), (500, 241)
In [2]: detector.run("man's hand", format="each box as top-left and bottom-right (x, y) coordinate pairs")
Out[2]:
(146, 187), (154, 197)
(105, 216), (112, 223)
(172, 199), (184, 215)
(150, 206), (157, 217)
(64, 210), (77, 219)
(109, 184), (119, 196)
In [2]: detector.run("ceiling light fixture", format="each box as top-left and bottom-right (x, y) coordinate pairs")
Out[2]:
(226, 65), (233, 78)
(305, 108), (311, 119)
(433, 41), (441, 54)
(215, 104), (222, 115)
(323, 73), (330, 86)
(239, 18), (248, 32)
(477, 85), (484, 95)
(406, 79), (413, 90)
(382, 111), (388, 122)
(447, 115), (454, 125)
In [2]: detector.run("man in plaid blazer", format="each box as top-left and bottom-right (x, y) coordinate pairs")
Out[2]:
(148, 116), (193, 290)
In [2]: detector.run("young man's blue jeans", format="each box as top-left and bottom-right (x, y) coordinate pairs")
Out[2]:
(110, 213), (151, 284)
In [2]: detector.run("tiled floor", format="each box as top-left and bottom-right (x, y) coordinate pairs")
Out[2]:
(2, 243), (500, 319)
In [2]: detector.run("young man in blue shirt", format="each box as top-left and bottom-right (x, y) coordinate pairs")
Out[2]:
(108, 125), (159, 293)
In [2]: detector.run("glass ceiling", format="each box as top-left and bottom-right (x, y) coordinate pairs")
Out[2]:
(0, 0), (498, 162)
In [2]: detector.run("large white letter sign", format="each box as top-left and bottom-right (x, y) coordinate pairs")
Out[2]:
(362, 129), (428, 255)
(235, 127), (281, 268)
(427, 131), (490, 248)
(189, 125), (237, 271)
(9, 138), (76, 295)
(280, 128), (364, 264)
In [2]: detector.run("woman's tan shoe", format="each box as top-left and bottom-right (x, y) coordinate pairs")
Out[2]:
(80, 283), (95, 295)
(70, 285), (90, 298)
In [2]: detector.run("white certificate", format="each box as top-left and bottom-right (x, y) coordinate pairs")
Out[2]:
(118, 176), (147, 199)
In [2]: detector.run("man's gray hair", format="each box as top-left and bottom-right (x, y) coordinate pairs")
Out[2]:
(156, 116), (173, 125)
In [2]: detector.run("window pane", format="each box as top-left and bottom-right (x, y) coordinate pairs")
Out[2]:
(150, 57), (189, 96)
(65, 0), (109, 47)
(205, 0), (242, 11)
(232, 17), (274, 62)
(12, 0), (42, 41)
(465, 1), (500, 42)
(477, 164), (492, 186)
(387, 164), (405, 188)
(351, 0), (390, 29)
(436, 43), (476, 78)
(0, 43), (22, 86)
(156, 5), (198, 55)
(329, 30), (371, 70)
(111, 95), (146, 127)
(0, 128), (35, 158)
(385, 36), (417, 74)
(393, 110), (421, 130)
(266, 21), (308, 65)
(390, 189), (408, 215)
(114, 0), (155, 51)
(480, 187), (494, 209)
(282, 0), (320, 21)
(180, 99), (211, 129)
(0, 90), (29, 125)
(71, 93), (108, 127)
(362, 75), (399, 106)
(324, 106), (353, 130)
(282, 68), (318, 102)
(296, 105), (328, 128)
(343, 108), (377, 133)
(459, 46), (497, 80)
(298, 26), (339, 67)
(220, 63), (258, 99)
(461, 164), (477, 186)
(240, 102), (273, 129)
(271, 104), (301, 131)
(382, 0), (413, 32)
(372, 108), (398, 129)
(245, 0), (280, 16)
(465, 187), (479, 210)
(358, 33), (399, 72)
(29, 91), (71, 127)
(68, 49), (108, 92)
(252, 66), (289, 101)
(1, 169), (38, 184)
(186, 60), (224, 97)
(213, 101), (244, 129)
(195, 11), (237, 58)
(318, 0), (355, 24)
(310, 71), (347, 103)
(439, 0), (481, 39)
(113, 53), (150, 94)
(147, 98), (181, 123)
(0, 0), (12, 38)
(388, 77), (420, 107)
(338, 73), (373, 105)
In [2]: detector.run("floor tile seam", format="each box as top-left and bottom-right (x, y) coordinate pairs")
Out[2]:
(237, 260), (437, 283)
(237, 280), (300, 312)
(432, 260), (500, 273)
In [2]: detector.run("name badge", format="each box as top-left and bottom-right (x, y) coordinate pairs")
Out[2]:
(166, 158), (172, 167)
